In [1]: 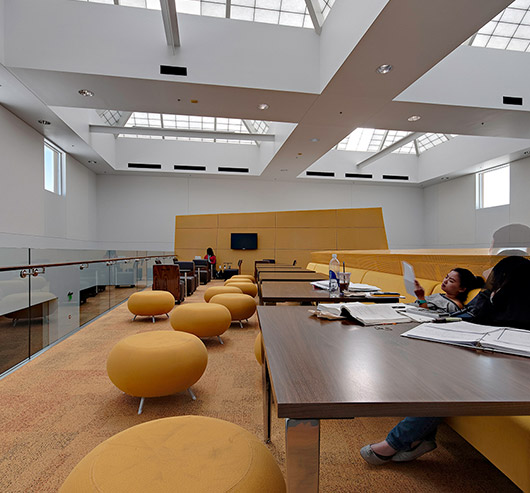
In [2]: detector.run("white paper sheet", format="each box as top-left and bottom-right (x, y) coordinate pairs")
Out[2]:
(401, 261), (416, 297)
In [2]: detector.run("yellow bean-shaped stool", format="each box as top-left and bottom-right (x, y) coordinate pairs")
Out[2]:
(127, 290), (175, 323)
(224, 278), (253, 286)
(223, 281), (258, 297)
(107, 331), (207, 414)
(230, 274), (256, 283)
(60, 416), (286, 493)
(209, 293), (256, 328)
(204, 285), (243, 302)
(254, 332), (264, 365)
(169, 303), (231, 344)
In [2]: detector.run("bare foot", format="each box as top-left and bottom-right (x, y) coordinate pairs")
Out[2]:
(370, 440), (397, 457)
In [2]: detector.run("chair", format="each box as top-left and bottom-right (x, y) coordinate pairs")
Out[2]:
(152, 264), (185, 304)
(292, 260), (297, 266)
(174, 261), (197, 296)
(237, 259), (243, 274)
(193, 259), (210, 285)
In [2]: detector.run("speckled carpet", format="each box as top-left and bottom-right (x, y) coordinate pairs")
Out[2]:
(0, 281), (520, 492)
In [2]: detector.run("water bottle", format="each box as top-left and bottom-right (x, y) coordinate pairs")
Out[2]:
(329, 254), (340, 297)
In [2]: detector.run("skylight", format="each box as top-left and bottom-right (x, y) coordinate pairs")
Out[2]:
(74, 0), (335, 29)
(337, 128), (453, 155)
(470, 0), (530, 52)
(121, 112), (270, 145)
(97, 109), (123, 126)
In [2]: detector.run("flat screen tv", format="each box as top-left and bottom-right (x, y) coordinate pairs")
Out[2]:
(231, 233), (258, 250)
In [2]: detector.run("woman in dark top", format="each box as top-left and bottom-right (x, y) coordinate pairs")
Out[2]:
(204, 247), (216, 278)
(360, 256), (530, 465)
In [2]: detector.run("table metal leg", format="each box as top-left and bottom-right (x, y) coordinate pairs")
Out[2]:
(285, 418), (320, 493)
(262, 356), (272, 443)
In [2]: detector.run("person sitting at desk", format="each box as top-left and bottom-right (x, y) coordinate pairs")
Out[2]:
(204, 247), (217, 278)
(412, 268), (484, 314)
(360, 256), (530, 466)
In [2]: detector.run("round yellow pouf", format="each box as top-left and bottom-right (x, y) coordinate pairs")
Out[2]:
(231, 274), (256, 283)
(223, 281), (257, 297)
(209, 293), (256, 326)
(107, 331), (207, 399)
(254, 332), (264, 365)
(127, 290), (175, 322)
(60, 416), (286, 493)
(169, 303), (231, 343)
(224, 278), (252, 286)
(204, 286), (242, 302)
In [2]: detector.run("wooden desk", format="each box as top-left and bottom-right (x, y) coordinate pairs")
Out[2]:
(259, 272), (327, 282)
(259, 281), (399, 305)
(257, 305), (530, 492)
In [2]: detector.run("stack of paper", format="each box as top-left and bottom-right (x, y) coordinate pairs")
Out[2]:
(317, 302), (412, 325)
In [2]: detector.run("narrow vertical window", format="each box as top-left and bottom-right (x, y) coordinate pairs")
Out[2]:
(44, 140), (64, 195)
(477, 165), (509, 209)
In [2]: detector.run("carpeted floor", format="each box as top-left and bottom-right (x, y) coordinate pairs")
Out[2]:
(0, 281), (520, 492)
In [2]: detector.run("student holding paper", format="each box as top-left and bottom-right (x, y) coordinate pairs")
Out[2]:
(360, 256), (530, 465)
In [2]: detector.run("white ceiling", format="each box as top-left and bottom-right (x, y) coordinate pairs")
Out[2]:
(2, 0), (530, 184)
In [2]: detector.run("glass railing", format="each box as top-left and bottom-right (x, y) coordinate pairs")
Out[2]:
(0, 249), (174, 376)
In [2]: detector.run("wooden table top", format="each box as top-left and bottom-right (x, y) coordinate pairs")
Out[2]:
(260, 282), (399, 304)
(259, 272), (327, 282)
(257, 305), (530, 420)
(257, 266), (310, 272)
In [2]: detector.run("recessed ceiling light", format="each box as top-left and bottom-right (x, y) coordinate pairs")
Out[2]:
(88, 160), (97, 164)
(280, 169), (288, 172)
(297, 152), (302, 156)
(78, 89), (94, 97)
(310, 138), (319, 142)
(376, 64), (393, 74)
(190, 99), (198, 104)
(257, 103), (269, 110)
(38, 119), (51, 125)
(408, 115), (421, 122)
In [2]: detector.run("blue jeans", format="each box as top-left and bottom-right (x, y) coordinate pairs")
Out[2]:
(386, 417), (443, 451)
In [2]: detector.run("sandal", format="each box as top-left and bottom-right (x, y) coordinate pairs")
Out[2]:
(360, 444), (395, 465)
(391, 440), (437, 462)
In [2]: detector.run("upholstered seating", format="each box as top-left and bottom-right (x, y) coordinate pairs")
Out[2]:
(107, 331), (207, 414)
(204, 285), (243, 302)
(169, 303), (231, 344)
(209, 293), (256, 327)
(230, 274), (256, 283)
(127, 290), (175, 323)
(224, 278), (252, 286)
(223, 281), (257, 297)
(254, 332), (264, 365)
(60, 415), (286, 493)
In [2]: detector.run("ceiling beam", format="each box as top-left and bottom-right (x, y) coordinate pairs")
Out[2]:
(226, 0), (231, 19)
(356, 132), (423, 169)
(90, 125), (275, 142)
(304, 0), (323, 35)
(160, 0), (180, 50)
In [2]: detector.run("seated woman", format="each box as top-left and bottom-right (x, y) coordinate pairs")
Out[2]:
(360, 256), (530, 466)
(204, 247), (217, 279)
(412, 268), (483, 314)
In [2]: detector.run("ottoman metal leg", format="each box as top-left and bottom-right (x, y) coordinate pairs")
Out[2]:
(217, 336), (224, 345)
(152, 316), (155, 323)
(133, 315), (137, 321)
(188, 388), (197, 401)
(138, 397), (145, 415)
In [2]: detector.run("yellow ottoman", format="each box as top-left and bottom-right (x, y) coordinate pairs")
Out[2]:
(223, 281), (258, 298)
(231, 274), (256, 283)
(254, 332), (264, 365)
(169, 303), (231, 344)
(204, 285), (242, 302)
(107, 331), (207, 414)
(127, 290), (175, 323)
(224, 279), (253, 286)
(209, 293), (256, 328)
(60, 416), (286, 493)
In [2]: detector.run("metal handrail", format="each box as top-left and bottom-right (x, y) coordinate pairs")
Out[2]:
(0, 254), (177, 274)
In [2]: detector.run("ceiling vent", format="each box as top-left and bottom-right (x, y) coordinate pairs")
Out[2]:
(128, 163), (162, 170)
(382, 174), (409, 181)
(173, 165), (206, 171)
(218, 167), (249, 173)
(306, 171), (335, 177)
(160, 65), (187, 76)
(503, 96), (523, 106)
(345, 173), (373, 179)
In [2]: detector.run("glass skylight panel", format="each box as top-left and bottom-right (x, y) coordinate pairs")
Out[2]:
(471, 1), (530, 52)
(416, 133), (450, 153)
(249, 120), (270, 133)
(317, 0), (335, 19)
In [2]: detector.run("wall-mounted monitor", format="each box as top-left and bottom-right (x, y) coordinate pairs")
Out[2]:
(231, 233), (258, 250)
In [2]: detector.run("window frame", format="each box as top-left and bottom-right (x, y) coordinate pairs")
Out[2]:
(476, 164), (510, 209)
(44, 139), (65, 196)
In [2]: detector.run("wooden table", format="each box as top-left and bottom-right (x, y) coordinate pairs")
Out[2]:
(259, 281), (399, 305)
(259, 272), (327, 282)
(257, 305), (530, 492)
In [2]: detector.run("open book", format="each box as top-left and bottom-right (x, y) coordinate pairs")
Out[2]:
(402, 321), (530, 358)
(317, 302), (412, 325)
(311, 280), (381, 292)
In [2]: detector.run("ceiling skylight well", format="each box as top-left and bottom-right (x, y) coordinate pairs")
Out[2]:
(470, 0), (530, 52)
(337, 128), (453, 155)
(74, 0), (335, 30)
(121, 112), (270, 145)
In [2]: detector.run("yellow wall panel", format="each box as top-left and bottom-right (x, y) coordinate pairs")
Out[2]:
(218, 212), (275, 228)
(337, 208), (385, 228)
(274, 250), (312, 267)
(337, 228), (387, 250)
(276, 209), (337, 228)
(176, 214), (218, 229)
(275, 228), (336, 250)
(175, 229), (217, 250)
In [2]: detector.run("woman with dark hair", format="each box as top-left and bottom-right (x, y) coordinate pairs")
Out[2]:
(360, 256), (530, 465)
(413, 268), (484, 314)
(204, 247), (216, 278)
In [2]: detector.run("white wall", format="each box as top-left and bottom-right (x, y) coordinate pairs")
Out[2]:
(423, 156), (530, 248)
(95, 173), (426, 251)
(0, 105), (98, 249)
